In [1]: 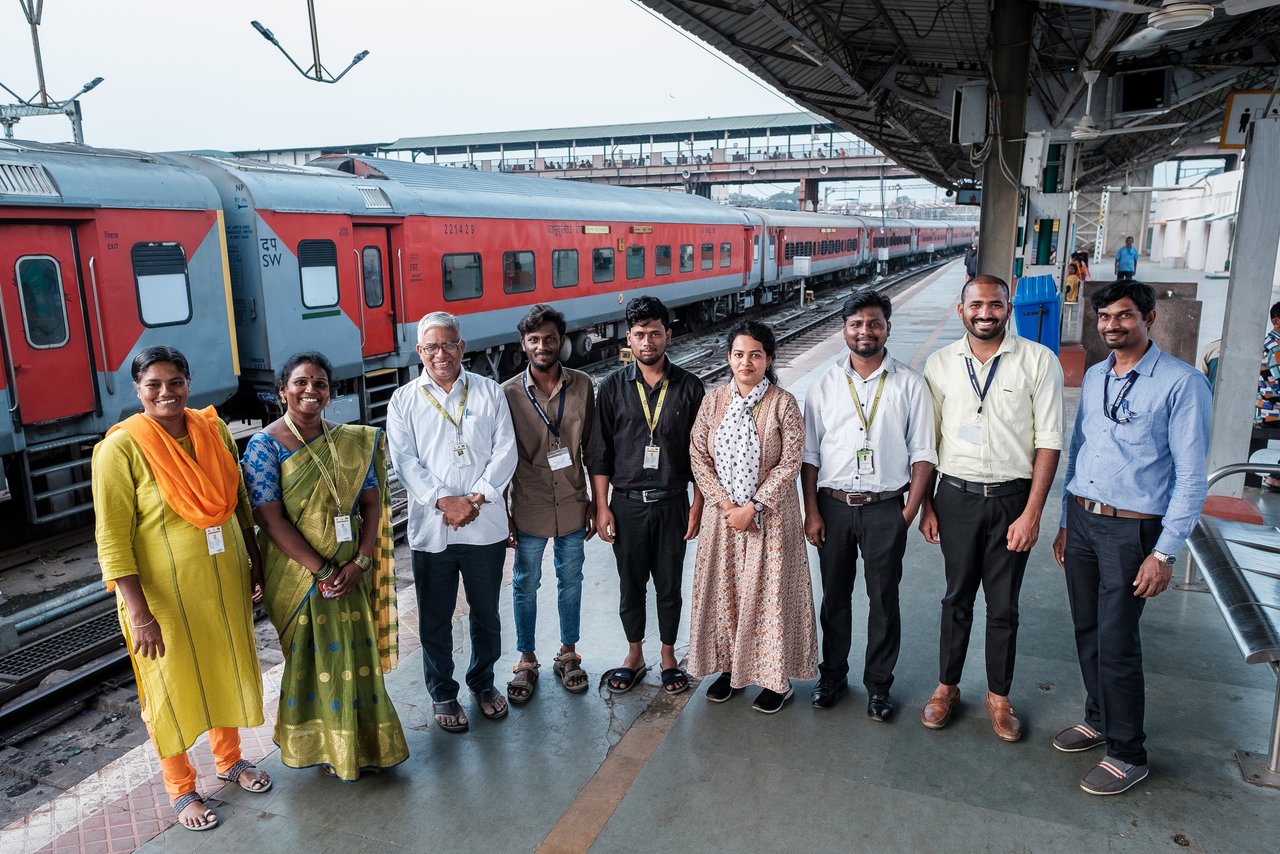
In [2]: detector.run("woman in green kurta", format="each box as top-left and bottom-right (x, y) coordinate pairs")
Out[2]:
(242, 351), (407, 780)
(93, 346), (269, 832)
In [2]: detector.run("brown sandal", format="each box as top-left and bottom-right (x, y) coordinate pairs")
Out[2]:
(507, 661), (540, 705)
(553, 652), (589, 694)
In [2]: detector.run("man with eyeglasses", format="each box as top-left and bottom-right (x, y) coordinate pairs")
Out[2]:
(386, 312), (517, 734)
(919, 274), (1063, 743)
(801, 288), (936, 719)
(1051, 281), (1210, 795)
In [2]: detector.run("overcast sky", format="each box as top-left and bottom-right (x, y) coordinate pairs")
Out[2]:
(1, 1), (803, 149)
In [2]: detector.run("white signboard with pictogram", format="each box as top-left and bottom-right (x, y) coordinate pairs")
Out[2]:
(1220, 90), (1280, 149)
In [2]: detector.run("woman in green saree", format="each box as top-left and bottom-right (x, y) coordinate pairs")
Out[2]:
(242, 351), (408, 780)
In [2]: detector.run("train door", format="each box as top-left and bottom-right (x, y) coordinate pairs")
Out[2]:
(0, 224), (96, 424)
(352, 225), (397, 357)
(764, 228), (779, 283)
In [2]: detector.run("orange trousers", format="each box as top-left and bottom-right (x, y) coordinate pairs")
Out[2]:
(154, 727), (242, 800)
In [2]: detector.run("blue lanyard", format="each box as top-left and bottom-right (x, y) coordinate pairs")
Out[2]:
(1104, 372), (1138, 424)
(524, 376), (567, 439)
(964, 354), (1002, 415)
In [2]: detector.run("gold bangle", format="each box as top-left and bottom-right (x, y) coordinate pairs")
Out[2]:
(352, 553), (374, 573)
(132, 616), (157, 630)
(315, 562), (335, 581)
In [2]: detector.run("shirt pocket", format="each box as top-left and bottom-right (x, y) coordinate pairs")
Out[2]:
(991, 384), (1033, 434)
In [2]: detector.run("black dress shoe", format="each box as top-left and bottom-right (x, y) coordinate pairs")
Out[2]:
(867, 694), (894, 722)
(811, 678), (848, 709)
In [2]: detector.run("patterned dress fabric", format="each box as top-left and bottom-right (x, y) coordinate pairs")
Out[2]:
(1256, 329), (1280, 424)
(713, 377), (770, 504)
(242, 425), (407, 781)
(93, 420), (264, 759)
(687, 384), (819, 692)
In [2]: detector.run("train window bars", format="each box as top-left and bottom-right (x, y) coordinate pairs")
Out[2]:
(552, 250), (578, 288)
(625, 246), (645, 280)
(362, 246), (385, 308)
(132, 243), (192, 327)
(679, 244), (694, 273)
(16, 256), (70, 348)
(720, 243), (732, 268)
(700, 243), (714, 270)
(655, 245), (672, 276)
(442, 253), (483, 301)
(591, 248), (614, 284)
(503, 251), (536, 294)
(298, 240), (339, 308)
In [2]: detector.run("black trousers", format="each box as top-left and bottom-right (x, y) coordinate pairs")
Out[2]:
(411, 541), (506, 702)
(610, 492), (689, 646)
(934, 480), (1031, 696)
(1063, 500), (1160, 765)
(816, 494), (908, 694)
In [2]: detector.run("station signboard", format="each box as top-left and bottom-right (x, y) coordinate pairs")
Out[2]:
(1220, 90), (1280, 149)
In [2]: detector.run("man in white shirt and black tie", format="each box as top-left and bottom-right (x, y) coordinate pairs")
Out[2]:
(387, 311), (517, 734)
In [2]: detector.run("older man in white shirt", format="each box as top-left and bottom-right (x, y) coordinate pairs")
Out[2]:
(801, 288), (936, 721)
(387, 311), (517, 734)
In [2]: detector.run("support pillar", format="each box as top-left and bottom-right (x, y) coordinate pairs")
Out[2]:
(1207, 117), (1280, 496)
(799, 178), (819, 211)
(977, 0), (1034, 282)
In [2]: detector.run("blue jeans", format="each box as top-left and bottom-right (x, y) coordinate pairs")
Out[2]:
(512, 528), (586, 654)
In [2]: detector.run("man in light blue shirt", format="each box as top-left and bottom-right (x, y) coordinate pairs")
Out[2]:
(1114, 236), (1139, 280)
(1051, 280), (1210, 795)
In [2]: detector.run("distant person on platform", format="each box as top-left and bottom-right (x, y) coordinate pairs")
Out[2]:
(1114, 236), (1139, 281)
(919, 274), (1063, 743)
(591, 296), (704, 696)
(963, 245), (978, 282)
(1256, 302), (1280, 491)
(387, 311), (517, 733)
(802, 289), (936, 720)
(502, 304), (595, 701)
(1052, 280), (1210, 795)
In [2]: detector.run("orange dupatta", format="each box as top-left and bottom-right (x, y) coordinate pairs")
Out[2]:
(107, 405), (240, 529)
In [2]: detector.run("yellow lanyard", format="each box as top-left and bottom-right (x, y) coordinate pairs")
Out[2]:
(846, 372), (887, 442)
(419, 377), (469, 439)
(283, 414), (343, 510)
(636, 378), (669, 444)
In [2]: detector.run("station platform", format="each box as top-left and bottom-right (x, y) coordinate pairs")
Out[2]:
(5, 261), (1277, 853)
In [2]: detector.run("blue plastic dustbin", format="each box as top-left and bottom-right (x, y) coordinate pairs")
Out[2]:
(1012, 275), (1062, 355)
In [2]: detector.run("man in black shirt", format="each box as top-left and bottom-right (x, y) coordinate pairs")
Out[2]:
(591, 296), (705, 695)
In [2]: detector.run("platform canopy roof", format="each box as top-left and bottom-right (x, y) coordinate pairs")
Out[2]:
(385, 112), (846, 155)
(638, 0), (1280, 190)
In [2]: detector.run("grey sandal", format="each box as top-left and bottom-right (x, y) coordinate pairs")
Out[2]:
(172, 791), (219, 832)
(215, 759), (272, 793)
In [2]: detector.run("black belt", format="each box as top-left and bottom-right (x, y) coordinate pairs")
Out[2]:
(819, 486), (905, 507)
(615, 488), (683, 504)
(939, 474), (1030, 498)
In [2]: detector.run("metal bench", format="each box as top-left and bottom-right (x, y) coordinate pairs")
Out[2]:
(1184, 462), (1280, 789)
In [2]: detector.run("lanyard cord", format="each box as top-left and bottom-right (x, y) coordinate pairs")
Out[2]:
(419, 376), (470, 439)
(846, 371), (888, 447)
(636, 378), (670, 444)
(964, 354), (1002, 415)
(283, 414), (343, 510)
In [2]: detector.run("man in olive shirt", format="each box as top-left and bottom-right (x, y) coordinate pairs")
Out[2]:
(503, 305), (595, 702)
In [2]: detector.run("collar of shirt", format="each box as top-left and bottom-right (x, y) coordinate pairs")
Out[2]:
(625, 358), (670, 388)
(1102, 340), (1162, 379)
(418, 369), (467, 401)
(522, 366), (570, 397)
(955, 330), (1018, 363)
(1266, 330), (1280, 350)
(841, 350), (897, 381)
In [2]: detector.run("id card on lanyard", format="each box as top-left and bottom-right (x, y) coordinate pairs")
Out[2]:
(847, 371), (887, 475)
(637, 377), (669, 469)
(961, 354), (1001, 445)
(525, 375), (572, 470)
(284, 414), (354, 541)
(421, 378), (471, 468)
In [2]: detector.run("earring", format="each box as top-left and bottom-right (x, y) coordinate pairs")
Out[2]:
(279, 395), (287, 405)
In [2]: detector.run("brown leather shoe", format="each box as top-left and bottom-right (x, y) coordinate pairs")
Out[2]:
(921, 684), (960, 729)
(986, 691), (1022, 742)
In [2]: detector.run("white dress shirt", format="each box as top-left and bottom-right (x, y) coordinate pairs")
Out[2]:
(803, 351), (937, 493)
(923, 332), (1063, 483)
(386, 369), (517, 553)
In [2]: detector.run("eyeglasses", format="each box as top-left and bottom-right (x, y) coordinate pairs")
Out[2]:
(418, 342), (463, 355)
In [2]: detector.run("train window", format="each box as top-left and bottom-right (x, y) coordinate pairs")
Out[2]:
(679, 244), (694, 272)
(16, 256), (69, 347)
(552, 249), (578, 288)
(719, 242), (731, 267)
(626, 246), (645, 280)
(655, 245), (672, 276)
(131, 243), (192, 328)
(503, 250), (536, 294)
(299, 240), (339, 308)
(753, 236), (759, 263)
(592, 248), (614, 283)
(442, 253), (483, 301)
(362, 246), (384, 308)
(700, 243), (714, 270)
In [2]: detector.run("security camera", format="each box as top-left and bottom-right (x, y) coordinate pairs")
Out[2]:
(945, 189), (954, 197)
(1120, 183), (1131, 195)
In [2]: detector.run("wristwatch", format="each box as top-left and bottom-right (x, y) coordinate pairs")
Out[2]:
(752, 500), (766, 514)
(1151, 549), (1176, 566)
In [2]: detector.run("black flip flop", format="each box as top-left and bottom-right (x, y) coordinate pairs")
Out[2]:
(432, 699), (469, 733)
(660, 667), (691, 695)
(606, 664), (649, 693)
(473, 687), (509, 720)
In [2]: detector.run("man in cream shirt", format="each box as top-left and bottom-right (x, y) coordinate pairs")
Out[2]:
(387, 311), (517, 734)
(918, 275), (1062, 742)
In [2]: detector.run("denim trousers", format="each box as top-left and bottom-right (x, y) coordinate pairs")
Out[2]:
(512, 528), (586, 653)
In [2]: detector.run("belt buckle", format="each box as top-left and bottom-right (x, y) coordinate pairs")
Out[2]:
(1083, 499), (1103, 515)
(641, 489), (661, 503)
(982, 482), (994, 498)
(846, 492), (869, 506)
